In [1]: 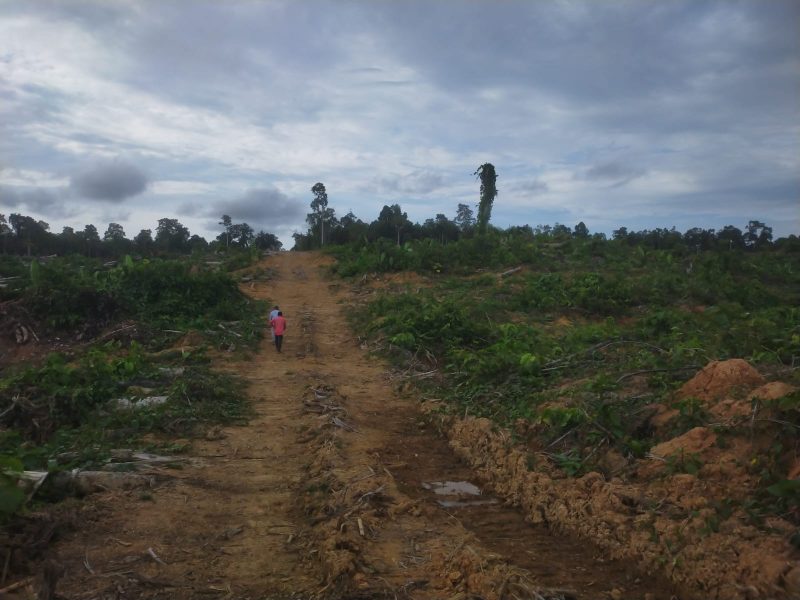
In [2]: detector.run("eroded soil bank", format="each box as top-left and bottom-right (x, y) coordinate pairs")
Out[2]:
(18, 253), (701, 598)
(437, 359), (799, 599)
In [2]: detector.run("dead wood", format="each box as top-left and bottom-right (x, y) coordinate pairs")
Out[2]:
(146, 547), (167, 566)
(331, 416), (358, 432)
(498, 266), (523, 278)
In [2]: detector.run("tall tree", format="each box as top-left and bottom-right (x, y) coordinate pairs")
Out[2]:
(474, 163), (498, 235)
(82, 224), (100, 257)
(103, 222), (130, 256)
(308, 182), (335, 246)
(219, 214), (232, 248)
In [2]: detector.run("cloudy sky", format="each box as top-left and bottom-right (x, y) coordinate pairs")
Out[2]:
(1, 0), (798, 246)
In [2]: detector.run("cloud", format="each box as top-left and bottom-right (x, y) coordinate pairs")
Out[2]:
(70, 159), (148, 202)
(205, 188), (306, 229)
(0, 184), (77, 218)
(0, 1), (797, 241)
(515, 179), (549, 195)
(580, 162), (647, 187)
(375, 170), (445, 194)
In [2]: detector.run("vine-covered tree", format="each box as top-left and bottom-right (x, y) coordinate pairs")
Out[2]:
(474, 163), (497, 235)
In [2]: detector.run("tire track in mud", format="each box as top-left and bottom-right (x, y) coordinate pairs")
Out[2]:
(48, 252), (685, 599)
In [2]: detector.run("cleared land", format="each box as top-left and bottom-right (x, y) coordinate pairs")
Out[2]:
(35, 252), (685, 599)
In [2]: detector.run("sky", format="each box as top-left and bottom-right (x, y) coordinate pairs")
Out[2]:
(1, 0), (798, 248)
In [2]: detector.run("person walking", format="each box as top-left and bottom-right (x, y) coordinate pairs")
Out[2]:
(268, 305), (280, 341)
(271, 311), (286, 353)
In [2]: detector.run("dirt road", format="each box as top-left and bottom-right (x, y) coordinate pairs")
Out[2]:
(50, 252), (682, 599)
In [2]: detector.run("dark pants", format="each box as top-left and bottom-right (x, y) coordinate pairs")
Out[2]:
(275, 335), (283, 352)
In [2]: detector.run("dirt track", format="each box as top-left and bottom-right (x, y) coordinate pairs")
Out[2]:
(49, 252), (683, 599)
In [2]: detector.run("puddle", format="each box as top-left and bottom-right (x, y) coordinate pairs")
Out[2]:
(422, 479), (500, 508)
(421, 480), (482, 496)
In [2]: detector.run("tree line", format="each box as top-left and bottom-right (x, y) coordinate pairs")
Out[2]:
(0, 213), (283, 258)
(293, 163), (795, 252)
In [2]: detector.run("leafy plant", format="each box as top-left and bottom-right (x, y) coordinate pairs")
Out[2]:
(0, 456), (25, 521)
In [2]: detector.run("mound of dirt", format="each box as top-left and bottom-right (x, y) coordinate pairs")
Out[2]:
(651, 359), (781, 429)
(442, 401), (798, 599)
(649, 426), (716, 459)
(449, 359), (800, 600)
(677, 359), (765, 403)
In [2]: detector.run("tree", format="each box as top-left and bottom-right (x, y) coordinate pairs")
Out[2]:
(552, 223), (572, 239)
(744, 220), (772, 250)
(573, 222), (589, 238)
(474, 163), (498, 235)
(102, 222), (130, 257)
(684, 227), (716, 252)
(254, 231), (283, 251)
(188, 234), (208, 252)
(612, 226), (629, 241)
(155, 218), (190, 252)
(334, 211), (368, 244)
(52, 226), (80, 255)
(229, 222), (254, 248)
(103, 222), (126, 241)
(454, 203), (475, 234)
(308, 183), (335, 246)
(133, 229), (154, 255)
(718, 225), (744, 250)
(7, 214), (51, 256)
(82, 224), (100, 257)
(0, 214), (10, 253)
(374, 204), (411, 245)
(219, 215), (233, 248)
(422, 214), (457, 244)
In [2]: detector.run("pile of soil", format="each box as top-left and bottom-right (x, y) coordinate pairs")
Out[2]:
(442, 359), (800, 599)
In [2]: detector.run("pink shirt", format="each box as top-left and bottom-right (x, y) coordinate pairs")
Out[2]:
(271, 315), (286, 336)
